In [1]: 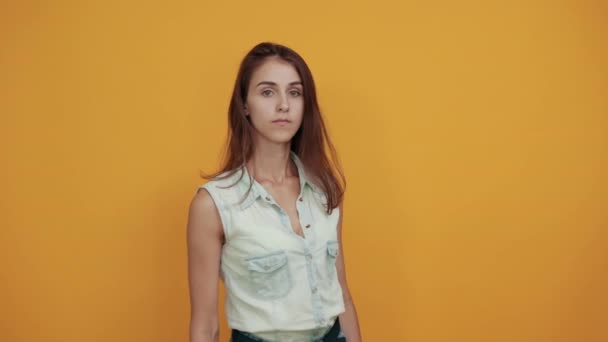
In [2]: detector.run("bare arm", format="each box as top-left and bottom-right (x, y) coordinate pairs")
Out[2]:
(336, 203), (363, 341)
(187, 188), (224, 342)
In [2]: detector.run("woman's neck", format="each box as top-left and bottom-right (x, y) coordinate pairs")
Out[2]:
(246, 145), (297, 185)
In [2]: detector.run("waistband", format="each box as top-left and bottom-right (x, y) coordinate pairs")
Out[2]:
(231, 317), (342, 342)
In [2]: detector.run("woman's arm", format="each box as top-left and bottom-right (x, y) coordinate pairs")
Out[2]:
(187, 188), (224, 342)
(336, 203), (363, 341)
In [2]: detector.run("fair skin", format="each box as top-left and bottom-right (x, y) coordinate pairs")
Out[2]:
(187, 57), (362, 342)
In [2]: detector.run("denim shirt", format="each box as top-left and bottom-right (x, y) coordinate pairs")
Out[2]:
(197, 151), (345, 341)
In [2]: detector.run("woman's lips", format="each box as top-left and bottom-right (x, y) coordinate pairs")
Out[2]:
(273, 119), (290, 126)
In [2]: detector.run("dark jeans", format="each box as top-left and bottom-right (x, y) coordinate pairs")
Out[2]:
(230, 318), (347, 342)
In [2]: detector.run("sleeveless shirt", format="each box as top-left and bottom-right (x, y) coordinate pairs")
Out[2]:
(196, 151), (345, 341)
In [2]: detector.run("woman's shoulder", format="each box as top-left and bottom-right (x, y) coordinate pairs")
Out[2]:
(196, 167), (246, 201)
(196, 167), (253, 215)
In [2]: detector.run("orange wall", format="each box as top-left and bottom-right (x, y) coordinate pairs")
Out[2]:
(1, 1), (607, 341)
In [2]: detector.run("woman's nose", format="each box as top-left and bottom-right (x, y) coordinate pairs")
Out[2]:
(277, 95), (289, 112)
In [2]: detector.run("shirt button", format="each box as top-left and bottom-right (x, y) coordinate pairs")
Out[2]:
(299, 197), (303, 202)
(305, 224), (311, 228)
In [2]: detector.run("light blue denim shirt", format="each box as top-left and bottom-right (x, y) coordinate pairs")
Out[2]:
(197, 151), (345, 341)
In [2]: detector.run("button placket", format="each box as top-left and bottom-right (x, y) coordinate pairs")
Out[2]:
(300, 194), (316, 243)
(305, 249), (324, 327)
(262, 193), (292, 234)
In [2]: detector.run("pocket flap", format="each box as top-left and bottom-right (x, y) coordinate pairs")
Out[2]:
(246, 252), (288, 273)
(327, 241), (339, 258)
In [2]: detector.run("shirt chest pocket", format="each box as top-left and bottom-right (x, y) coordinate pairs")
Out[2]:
(245, 250), (293, 300)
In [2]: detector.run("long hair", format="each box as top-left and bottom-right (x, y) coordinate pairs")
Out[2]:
(200, 42), (345, 214)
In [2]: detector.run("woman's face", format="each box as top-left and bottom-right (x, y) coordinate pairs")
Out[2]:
(245, 57), (304, 145)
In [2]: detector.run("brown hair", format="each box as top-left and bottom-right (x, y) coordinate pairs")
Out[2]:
(200, 42), (345, 214)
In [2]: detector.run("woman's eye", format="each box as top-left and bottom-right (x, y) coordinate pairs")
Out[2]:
(290, 90), (301, 97)
(262, 90), (273, 96)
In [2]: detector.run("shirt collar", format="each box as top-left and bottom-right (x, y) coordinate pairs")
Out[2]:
(237, 150), (322, 210)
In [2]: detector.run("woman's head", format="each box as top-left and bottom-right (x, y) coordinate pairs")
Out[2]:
(228, 42), (324, 156)
(243, 55), (305, 146)
(202, 42), (345, 213)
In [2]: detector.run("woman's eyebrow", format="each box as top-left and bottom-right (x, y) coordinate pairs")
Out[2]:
(255, 81), (302, 87)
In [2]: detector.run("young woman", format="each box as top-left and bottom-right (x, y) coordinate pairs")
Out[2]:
(187, 42), (362, 342)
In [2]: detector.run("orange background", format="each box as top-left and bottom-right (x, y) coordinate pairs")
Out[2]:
(1, 1), (607, 341)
